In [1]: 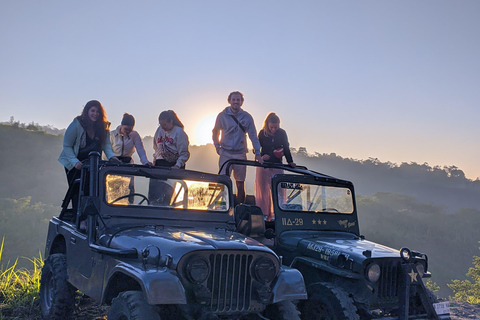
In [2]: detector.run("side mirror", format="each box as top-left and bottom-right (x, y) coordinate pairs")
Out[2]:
(265, 228), (276, 239)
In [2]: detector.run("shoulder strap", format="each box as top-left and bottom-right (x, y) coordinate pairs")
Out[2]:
(229, 114), (246, 133)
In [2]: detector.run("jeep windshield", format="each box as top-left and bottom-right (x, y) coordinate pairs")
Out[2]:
(277, 182), (354, 214)
(104, 172), (230, 212)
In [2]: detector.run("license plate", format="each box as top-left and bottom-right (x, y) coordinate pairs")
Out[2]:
(433, 301), (450, 315)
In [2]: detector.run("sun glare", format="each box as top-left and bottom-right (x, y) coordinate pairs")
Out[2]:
(194, 114), (217, 146)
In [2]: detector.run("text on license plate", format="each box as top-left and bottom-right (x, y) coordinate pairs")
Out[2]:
(433, 301), (450, 315)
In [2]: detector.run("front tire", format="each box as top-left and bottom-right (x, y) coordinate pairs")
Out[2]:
(108, 291), (161, 320)
(264, 300), (301, 320)
(300, 282), (359, 320)
(39, 253), (76, 320)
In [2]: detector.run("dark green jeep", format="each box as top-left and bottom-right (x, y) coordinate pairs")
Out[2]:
(39, 153), (306, 320)
(225, 160), (450, 320)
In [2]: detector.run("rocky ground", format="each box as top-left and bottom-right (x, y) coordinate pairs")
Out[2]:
(450, 301), (480, 320)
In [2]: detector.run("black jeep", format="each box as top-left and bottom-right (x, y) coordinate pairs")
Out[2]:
(39, 152), (307, 320)
(225, 160), (450, 320)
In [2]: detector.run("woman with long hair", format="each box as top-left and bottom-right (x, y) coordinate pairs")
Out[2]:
(59, 100), (119, 186)
(255, 112), (295, 221)
(58, 100), (118, 222)
(150, 110), (190, 206)
(152, 110), (190, 169)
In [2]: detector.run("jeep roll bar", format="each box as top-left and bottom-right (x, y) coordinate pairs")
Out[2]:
(219, 159), (353, 186)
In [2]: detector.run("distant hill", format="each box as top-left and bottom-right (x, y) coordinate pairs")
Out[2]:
(291, 150), (480, 213)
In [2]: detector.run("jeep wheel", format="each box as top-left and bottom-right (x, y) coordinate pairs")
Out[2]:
(108, 291), (161, 320)
(264, 300), (301, 320)
(300, 282), (359, 320)
(39, 253), (76, 320)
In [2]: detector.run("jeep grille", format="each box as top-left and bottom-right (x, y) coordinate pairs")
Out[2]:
(376, 260), (401, 301)
(208, 253), (253, 312)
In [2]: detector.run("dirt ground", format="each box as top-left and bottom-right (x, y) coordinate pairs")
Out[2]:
(449, 301), (480, 320)
(71, 299), (480, 320)
(2, 296), (479, 319)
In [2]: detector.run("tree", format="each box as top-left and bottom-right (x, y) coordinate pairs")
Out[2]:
(448, 242), (480, 304)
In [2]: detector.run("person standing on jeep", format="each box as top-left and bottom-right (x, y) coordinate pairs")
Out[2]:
(212, 91), (263, 204)
(255, 112), (295, 221)
(153, 110), (190, 169)
(151, 110), (190, 206)
(110, 113), (151, 165)
(59, 100), (119, 187)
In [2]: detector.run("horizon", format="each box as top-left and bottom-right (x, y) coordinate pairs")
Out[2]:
(1, 1), (478, 180)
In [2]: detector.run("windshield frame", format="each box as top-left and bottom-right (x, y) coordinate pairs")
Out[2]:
(96, 165), (235, 224)
(272, 173), (360, 236)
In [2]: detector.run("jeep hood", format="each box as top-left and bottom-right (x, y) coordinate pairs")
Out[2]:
(280, 231), (402, 264)
(298, 237), (400, 263)
(100, 226), (273, 262)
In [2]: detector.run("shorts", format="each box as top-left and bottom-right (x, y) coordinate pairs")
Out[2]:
(218, 149), (247, 181)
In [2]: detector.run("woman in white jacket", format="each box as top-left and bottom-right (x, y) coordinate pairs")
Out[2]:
(110, 113), (151, 165)
(153, 110), (190, 169)
(150, 110), (190, 206)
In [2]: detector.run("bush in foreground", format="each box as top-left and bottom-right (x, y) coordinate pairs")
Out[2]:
(0, 237), (43, 319)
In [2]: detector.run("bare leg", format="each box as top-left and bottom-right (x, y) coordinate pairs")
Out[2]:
(236, 181), (246, 204)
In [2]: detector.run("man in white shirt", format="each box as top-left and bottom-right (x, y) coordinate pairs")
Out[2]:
(212, 91), (263, 203)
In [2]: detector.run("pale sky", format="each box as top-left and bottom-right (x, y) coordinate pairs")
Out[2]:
(1, 1), (479, 179)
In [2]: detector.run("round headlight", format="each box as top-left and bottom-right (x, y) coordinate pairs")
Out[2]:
(400, 247), (411, 261)
(187, 258), (210, 284)
(253, 257), (277, 284)
(415, 262), (425, 277)
(366, 263), (381, 283)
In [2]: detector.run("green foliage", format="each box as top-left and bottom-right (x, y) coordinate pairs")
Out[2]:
(425, 279), (440, 295)
(0, 197), (58, 265)
(0, 237), (43, 319)
(448, 244), (480, 304)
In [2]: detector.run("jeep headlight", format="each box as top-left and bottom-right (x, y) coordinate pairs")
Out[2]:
(366, 263), (381, 283)
(400, 247), (411, 261)
(252, 257), (277, 284)
(186, 257), (210, 284)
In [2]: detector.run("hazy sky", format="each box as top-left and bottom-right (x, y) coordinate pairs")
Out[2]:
(1, 1), (479, 179)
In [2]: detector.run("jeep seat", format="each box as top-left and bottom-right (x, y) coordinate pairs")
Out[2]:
(234, 204), (265, 238)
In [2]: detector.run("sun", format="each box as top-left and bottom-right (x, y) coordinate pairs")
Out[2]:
(193, 114), (217, 146)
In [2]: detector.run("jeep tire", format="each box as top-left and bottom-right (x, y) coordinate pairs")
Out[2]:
(108, 290), (161, 320)
(300, 282), (359, 320)
(264, 300), (301, 320)
(39, 253), (76, 320)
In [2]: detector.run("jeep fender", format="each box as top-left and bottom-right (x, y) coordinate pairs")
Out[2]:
(105, 262), (186, 305)
(271, 266), (308, 303)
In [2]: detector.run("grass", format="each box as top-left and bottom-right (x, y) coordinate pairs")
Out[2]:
(0, 237), (43, 320)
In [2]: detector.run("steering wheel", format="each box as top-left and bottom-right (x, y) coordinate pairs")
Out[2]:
(111, 193), (150, 205)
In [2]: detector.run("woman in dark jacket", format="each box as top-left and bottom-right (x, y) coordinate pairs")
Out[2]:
(255, 112), (295, 221)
